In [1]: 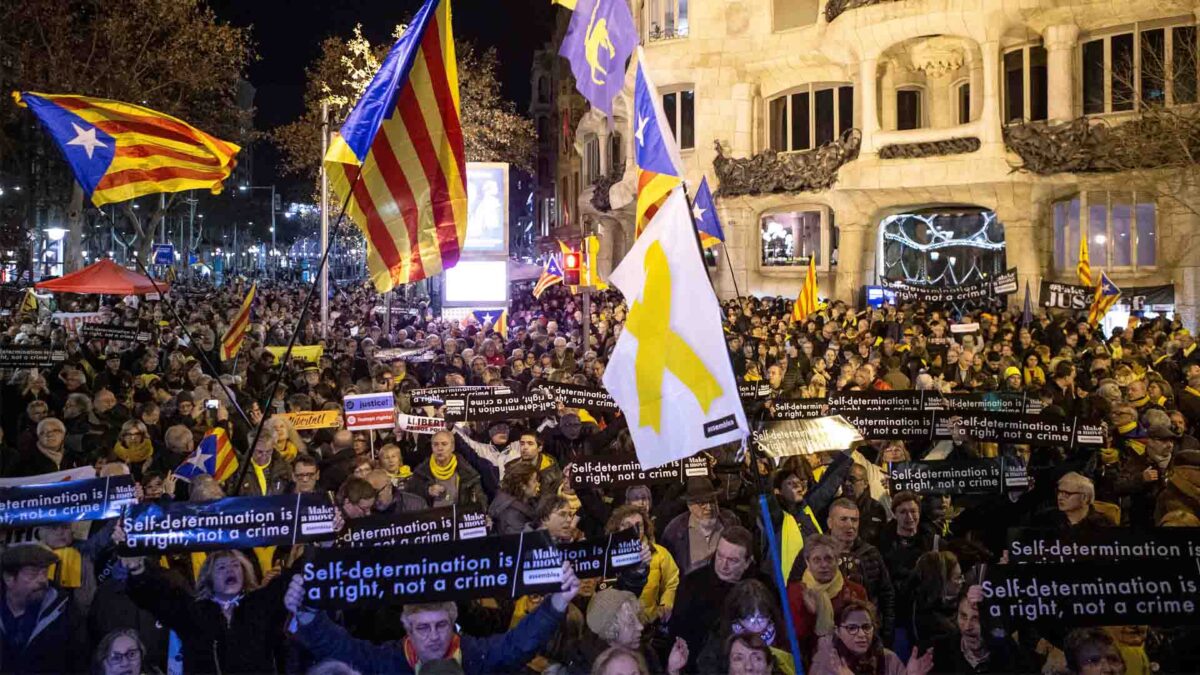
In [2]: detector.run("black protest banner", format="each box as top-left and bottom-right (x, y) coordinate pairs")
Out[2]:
(839, 411), (938, 441)
(0, 475), (136, 527)
(567, 453), (709, 489)
(922, 391), (1040, 415)
(738, 383), (772, 401)
(303, 528), (641, 609)
(768, 398), (827, 420)
(1040, 280), (1176, 312)
(753, 416), (865, 458)
(935, 413), (1104, 448)
(409, 385), (508, 406)
(980, 560), (1200, 628)
(828, 391), (924, 414)
(0, 347), (66, 369)
(889, 269), (1017, 304)
(120, 493), (338, 553)
(888, 459), (1009, 495)
(81, 323), (151, 343)
(333, 506), (487, 548)
(536, 382), (619, 413)
(1006, 528), (1200, 564)
(444, 390), (556, 423)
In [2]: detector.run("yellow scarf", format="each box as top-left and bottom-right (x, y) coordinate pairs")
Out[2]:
(1187, 386), (1200, 399)
(389, 466), (413, 481)
(1131, 395), (1150, 408)
(1117, 421), (1138, 435)
(538, 454), (553, 472)
(48, 546), (82, 588)
(253, 460), (269, 495)
(430, 454), (458, 481)
(1115, 643), (1152, 675)
(1112, 344), (1124, 360)
(274, 440), (298, 462)
(114, 438), (153, 464)
(801, 568), (844, 636)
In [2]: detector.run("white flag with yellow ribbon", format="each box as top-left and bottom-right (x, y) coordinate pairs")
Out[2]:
(602, 188), (747, 468)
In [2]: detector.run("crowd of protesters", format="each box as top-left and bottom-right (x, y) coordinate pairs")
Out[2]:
(0, 275), (1197, 675)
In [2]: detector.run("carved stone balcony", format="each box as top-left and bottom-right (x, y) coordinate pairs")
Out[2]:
(712, 129), (861, 197)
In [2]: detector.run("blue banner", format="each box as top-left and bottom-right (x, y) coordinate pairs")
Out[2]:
(120, 493), (338, 553)
(0, 475), (136, 527)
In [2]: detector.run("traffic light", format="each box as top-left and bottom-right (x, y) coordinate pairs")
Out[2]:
(563, 250), (582, 286)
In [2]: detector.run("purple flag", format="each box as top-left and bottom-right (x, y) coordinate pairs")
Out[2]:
(559, 0), (637, 118)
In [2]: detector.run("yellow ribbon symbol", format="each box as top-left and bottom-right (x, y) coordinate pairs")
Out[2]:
(625, 240), (723, 433)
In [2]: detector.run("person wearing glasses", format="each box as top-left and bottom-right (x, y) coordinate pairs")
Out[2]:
(93, 628), (147, 675)
(113, 420), (154, 479)
(813, 600), (933, 675)
(1054, 472), (1111, 533)
(13, 417), (77, 477)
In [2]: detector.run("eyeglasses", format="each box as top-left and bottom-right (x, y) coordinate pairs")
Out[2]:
(121, 432), (144, 439)
(1057, 489), (1085, 498)
(106, 649), (141, 665)
(839, 623), (875, 636)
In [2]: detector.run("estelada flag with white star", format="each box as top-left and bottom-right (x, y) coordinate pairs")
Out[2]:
(633, 48), (684, 238)
(603, 188), (747, 468)
(690, 176), (725, 249)
(174, 427), (239, 483)
(13, 92), (239, 207)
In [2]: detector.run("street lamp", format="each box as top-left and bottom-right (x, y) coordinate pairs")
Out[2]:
(240, 184), (278, 277)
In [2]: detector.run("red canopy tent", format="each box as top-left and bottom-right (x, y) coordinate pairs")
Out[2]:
(35, 259), (168, 295)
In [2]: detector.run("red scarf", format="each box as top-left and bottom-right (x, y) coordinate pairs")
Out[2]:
(403, 634), (462, 669)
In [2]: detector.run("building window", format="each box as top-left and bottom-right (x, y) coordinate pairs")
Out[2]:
(609, 132), (623, 173)
(662, 88), (695, 150)
(768, 84), (853, 152)
(1003, 45), (1048, 123)
(760, 208), (827, 267)
(648, 0), (689, 41)
(896, 87), (923, 130)
(1054, 192), (1156, 270)
(1082, 21), (1199, 114)
(584, 135), (600, 183)
(955, 81), (971, 124)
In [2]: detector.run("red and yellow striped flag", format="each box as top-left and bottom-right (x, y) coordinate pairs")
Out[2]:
(793, 256), (818, 322)
(13, 92), (238, 207)
(220, 283), (256, 361)
(323, 0), (466, 293)
(1077, 233), (1093, 287)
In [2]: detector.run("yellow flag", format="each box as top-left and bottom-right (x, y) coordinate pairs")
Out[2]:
(781, 512), (803, 582)
(552, 0), (577, 7)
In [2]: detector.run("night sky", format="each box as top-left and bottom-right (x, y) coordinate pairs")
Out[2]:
(208, 0), (556, 188)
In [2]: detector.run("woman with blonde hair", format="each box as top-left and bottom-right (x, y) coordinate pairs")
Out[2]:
(113, 419), (154, 478)
(264, 414), (304, 462)
(118, 545), (295, 673)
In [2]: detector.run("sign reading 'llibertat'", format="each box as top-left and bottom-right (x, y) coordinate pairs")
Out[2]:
(567, 453), (710, 488)
(334, 506), (487, 548)
(278, 411), (342, 431)
(443, 390), (556, 423)
(303, 528), (641, 609)
(888, 458), (1027, 495)
(119, 493), (338, 553)
(0, 475), (136, 527)
(396, 414), (447, 435)
(536, 382), (619, 413)
(0, 347), (67, 369)
(81, 323), (151, 343)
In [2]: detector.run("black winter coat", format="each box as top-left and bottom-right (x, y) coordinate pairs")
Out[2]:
(0, 586), (88, 674)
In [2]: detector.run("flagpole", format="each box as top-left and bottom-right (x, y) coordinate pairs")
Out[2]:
(721, 241), (743, 300)
(230, 169), (364, 496)
(678, 183), (805, 675)
(320, 101), (331, 339)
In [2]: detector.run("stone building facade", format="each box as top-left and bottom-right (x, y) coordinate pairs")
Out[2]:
(570, 0), (1200, 328)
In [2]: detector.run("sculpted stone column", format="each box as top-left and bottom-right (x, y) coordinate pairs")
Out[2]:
(1044, 24), (1079, 122)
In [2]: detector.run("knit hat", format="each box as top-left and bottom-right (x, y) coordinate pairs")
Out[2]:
(586, 588), (638, 638)
(1004, 366), (1021, 379)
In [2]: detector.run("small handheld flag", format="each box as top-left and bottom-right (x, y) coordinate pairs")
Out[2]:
(792, 257), (818, 321)
(13, 92), (239, 207)
(633, 48), (684, 237)
(18, 289), (38, 317)
(533, 257), (565, 299)
(1087, 273), (1121, 326)
(221, 283), (256, 361)
(690, 177), (725, 249)
(174, 428), (239, 483)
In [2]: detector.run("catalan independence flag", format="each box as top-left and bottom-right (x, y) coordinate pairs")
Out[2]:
(220, 283), (256, 361)
(174, 427), (239, 483)
(13, 92), (239, 207)
(792, 256), (818, 322)
(690, 177), (725, 249)
(1087, 272), (1121, 326)
(633, 48), (684, 238)
(1077, 232), (1093, 287)
(533, 256), (564, 299)
(323, 0), (467, 293)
